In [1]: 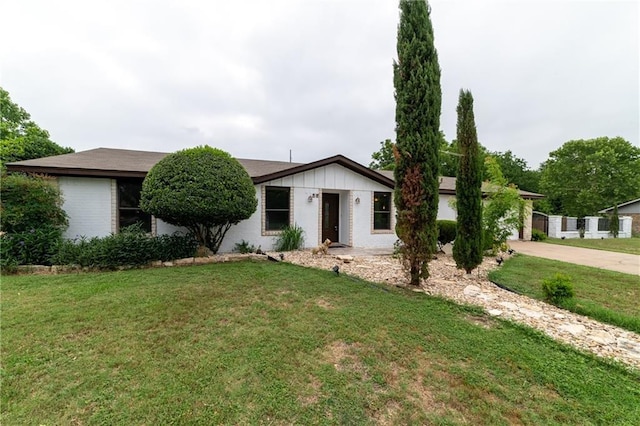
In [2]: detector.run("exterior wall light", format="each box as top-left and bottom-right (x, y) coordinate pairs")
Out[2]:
(354, 197), (360, 204)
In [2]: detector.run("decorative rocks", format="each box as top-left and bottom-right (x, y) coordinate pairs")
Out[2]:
(463, 285), (482, 296)
(282, 250), (640, 371)
(588, 330), (616, 345)
(559, 324), (586, 335)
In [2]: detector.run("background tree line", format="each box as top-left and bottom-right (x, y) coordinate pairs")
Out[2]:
(371, 135), (640, 217)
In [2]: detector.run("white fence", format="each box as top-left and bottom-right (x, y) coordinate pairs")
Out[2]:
(547, 215), (632, 239)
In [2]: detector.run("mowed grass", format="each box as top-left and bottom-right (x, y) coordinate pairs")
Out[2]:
(544, 237), (640, 255)
(2, 261), (639, 425)
(489, 254), (640, 334)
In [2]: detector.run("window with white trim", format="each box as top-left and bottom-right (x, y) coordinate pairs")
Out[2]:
(265, 186), (290, 231)
(373, 191), (391, 230)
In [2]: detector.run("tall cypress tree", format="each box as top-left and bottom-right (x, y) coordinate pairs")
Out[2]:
(453, 89), (483, 273)
(610, 203), (620, 238)
(393, 0), (441, 286)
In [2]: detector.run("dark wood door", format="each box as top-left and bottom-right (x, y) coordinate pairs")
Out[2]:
(322, 193), (339, 243)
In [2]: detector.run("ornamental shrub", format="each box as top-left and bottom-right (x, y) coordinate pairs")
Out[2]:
(542, 273), (575, 306)
(609, 204), (620, 238)
(452, 89), (483, 274)
(436, 220), (457, 251)
(0, 173), (68, 266)
(140, 146), (257, 254)
(1, 173), (68, 233)
(233, 240), (256, 254)
(52, 225), (198, 269)
(274, 224), (305, 251)
(531, 229), (547, 241)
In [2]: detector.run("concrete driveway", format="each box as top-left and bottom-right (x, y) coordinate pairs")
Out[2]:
(508, 241), (640, 276)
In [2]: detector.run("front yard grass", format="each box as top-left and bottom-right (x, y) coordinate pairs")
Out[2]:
(489, 254), (640, 334)
(2, 261), (639, 424)
(543, 236), (640, 255)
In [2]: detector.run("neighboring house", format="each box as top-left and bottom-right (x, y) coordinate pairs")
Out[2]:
(599, 198), (640, 235)
(6, 148), (543, 252)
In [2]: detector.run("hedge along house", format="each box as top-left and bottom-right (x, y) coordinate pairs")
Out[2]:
(6, 148), (543, 252)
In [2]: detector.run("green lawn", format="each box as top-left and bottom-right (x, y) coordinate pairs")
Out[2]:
(2, 261), (639, 425)
(489, 254), (640, 334)
(543, 237), (640, 255)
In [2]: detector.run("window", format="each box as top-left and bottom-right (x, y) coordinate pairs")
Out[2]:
(265, 186), (290, 231)
(373, 191), (391, 230)
(117, 179), (151, 232)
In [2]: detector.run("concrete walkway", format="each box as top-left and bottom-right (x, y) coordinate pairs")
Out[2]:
(508, 241), (640, 276)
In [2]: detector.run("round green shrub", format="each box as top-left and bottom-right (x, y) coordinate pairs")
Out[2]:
(531, 229), (547, 241)
(437, 220), (457, 248)
(140, 146), (257, 254)
(542, 273), (575, 306)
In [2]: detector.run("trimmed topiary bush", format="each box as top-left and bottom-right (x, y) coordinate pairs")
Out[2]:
(542, 273), (575, 306)
(436, 220), (457, 252)
(140, 146), (257, 254)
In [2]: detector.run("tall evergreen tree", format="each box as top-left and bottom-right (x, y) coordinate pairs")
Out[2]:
(393, 0), (441, 286)
(610, 203), (620, 238)
(452, 90), (483, 274)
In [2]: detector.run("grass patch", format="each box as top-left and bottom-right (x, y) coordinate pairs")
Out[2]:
(489, 254), (640, 333)
(2, 261), (639, 424)
(544, 237), (640, 255)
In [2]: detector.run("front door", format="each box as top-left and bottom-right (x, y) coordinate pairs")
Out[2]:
(322, 193), (339, 243)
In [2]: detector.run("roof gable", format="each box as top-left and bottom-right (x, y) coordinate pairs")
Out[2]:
(252, 155), (394, 188)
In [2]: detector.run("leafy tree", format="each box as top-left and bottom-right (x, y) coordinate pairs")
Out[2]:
(610, 203), (619, 238)
(490, 150), (540, 193)
(393, 0), (441, 286)
(140, 146), (257, 254)
(539, 137), (640, 217)
(483, 156), (525, 254)
(1, 173), (68, 266)
(370, 132), (454, 175)
(369, 139), (396, 170)
(439, 138), (460, 177)
(0, 87), (74, 167)
(452, 89), (483, 274)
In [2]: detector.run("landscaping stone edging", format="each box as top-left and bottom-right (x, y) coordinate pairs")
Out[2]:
(13, 253), (270, 274)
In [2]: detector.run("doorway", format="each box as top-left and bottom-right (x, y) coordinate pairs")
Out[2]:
(322, 193), (339, 243)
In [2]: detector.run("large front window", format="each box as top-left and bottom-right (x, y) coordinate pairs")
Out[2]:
(265, 186), (290, 231)
(118, 179), (152, 232)
(373, 192), (391, 230)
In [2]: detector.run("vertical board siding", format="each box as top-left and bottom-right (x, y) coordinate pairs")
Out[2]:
(59, 177), (113, 239)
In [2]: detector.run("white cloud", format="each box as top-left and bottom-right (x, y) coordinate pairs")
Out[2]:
(1, 0), (637, 168)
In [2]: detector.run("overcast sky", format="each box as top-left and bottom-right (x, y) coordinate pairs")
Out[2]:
(1, 0), (638, 169)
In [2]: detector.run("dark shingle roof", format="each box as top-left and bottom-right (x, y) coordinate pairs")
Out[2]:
(5, 148), (394, 188)
(376, 169), (543, 199)
(6, 148), (304, 179)
(5, 148), (544, 198)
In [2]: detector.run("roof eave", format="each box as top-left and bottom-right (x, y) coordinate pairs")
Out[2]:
(5, 165), (147, 179)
